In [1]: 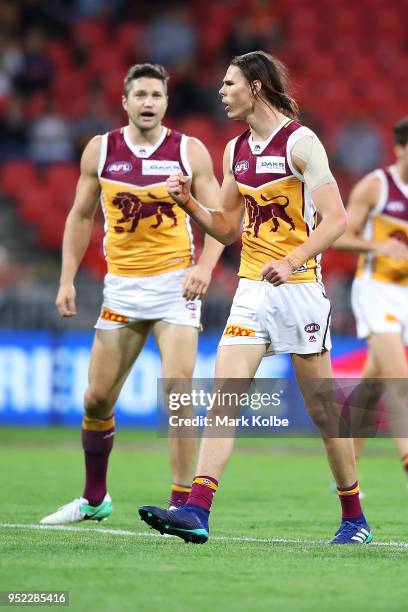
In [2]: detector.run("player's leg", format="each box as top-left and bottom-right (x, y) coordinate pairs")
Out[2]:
(292, 351), (357, 485)
(153, 320), (198, 507)
(292, 351), (372, 544)
(193, 343), (266, 478)
(350, 276), (382, 461)
(351, 277), (408, 470)
(139, 343), (266, 542)
(330, 350), (381, 498)
(41, 322), (151, 524)
(353, 350), (381, 462)
(367, 333), (408, 475)
(82, 323), (152, 501)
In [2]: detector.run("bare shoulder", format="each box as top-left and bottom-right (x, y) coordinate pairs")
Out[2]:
(222, 139), (236, 174)
(186, 136), (210, 154)
(186, 136), (213, 175)
(186, 136), (211, 160)
(224, 138), (236, 155)
(81, 135), (103, 175)
(349, 171), (381, 207)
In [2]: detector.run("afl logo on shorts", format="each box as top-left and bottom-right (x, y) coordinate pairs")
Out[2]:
(107, 161), (133, 175)
(304, 323), (320, 333)
(186, 302), (197, 319)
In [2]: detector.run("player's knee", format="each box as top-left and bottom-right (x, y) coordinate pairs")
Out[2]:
(84, 387), (112, 418)
(305, 399), (337, 435)
(163, 374), (193, 399)
(164, 377), (196, 418)
(162, 366), (194, 385)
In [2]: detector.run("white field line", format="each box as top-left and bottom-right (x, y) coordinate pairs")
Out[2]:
(1, 523), (408, 549)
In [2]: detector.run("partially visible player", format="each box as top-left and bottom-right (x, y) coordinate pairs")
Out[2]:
(40, 63), (223, 524)
(139, 51), (372, 545)
(334, 117), (408, 475)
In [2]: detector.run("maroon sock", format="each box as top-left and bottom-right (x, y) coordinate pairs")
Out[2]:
(337, 481), (362, 520)
(187, 476), (218, 511)
(401, 454), (408, 474)
(170, 484), (191, 507)
(82, 415), (115, 506)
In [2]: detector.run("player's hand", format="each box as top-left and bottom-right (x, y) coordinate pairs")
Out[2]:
(166, 173), (192, 207)
(183, 263), (212, 300)
(261, 259), (293, 286)
(374, 238), (408, 260)
(55, 283), (77, 317)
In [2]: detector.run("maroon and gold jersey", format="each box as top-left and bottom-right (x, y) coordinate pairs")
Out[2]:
(98, 126), (194, 277)
(231, 118), (320, 283)
(356, 165), (408, 286)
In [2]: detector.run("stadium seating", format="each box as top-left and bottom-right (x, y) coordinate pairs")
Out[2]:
(1, 161), (39, 197)
(45, 163), (79, 199)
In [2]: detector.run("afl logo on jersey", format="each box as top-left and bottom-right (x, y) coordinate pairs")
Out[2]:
(386, 200), (405, 213)
(107, 161), (133, 175)
(234, 160), (249, 174)
(304, 323), (320, 333)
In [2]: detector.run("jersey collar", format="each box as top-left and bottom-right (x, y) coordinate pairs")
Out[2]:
(248, 117), (288, 155)
(123, 125), (167, 158)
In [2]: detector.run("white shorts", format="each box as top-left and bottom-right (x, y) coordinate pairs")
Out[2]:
(351, 277), (408, 344)
(95, 268), (201, 330)
(218, 278), (332, 355)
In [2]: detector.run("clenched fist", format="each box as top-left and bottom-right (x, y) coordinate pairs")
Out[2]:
(261, 259), (294, 286)
(374, 237), (408, 260)
(166, 173), (192, 207)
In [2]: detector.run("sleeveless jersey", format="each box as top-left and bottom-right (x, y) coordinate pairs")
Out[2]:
(231, 118), (320, 283)
(98, 126), (194, 277)
(356, 165), (408, 286)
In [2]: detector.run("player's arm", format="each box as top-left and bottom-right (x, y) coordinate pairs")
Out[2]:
(188, 137), (224, 268)
(181, 138), (224, 300)
(166, 141), (245, 246)
(334, 176), (408, 259)
(56, 136), (101, 316)
(262, 132), (347, 285)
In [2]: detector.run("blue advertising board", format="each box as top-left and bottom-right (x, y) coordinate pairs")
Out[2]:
(0, 331), (365, 428)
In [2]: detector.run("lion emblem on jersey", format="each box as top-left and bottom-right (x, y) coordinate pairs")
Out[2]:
(112, 192), (177, 233)
(389, 228), (408, 247)
(244, 194), (295, 237)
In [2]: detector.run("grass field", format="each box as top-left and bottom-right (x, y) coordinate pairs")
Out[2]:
(1, 428), (408, 611)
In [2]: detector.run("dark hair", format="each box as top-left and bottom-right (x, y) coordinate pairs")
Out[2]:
(394, 117), (408, 146)
(230, 50), (299, 119)
(123, 63), (169, 97)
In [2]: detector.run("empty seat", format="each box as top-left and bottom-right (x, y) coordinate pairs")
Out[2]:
(1, 161), (38, 196)
(73, 20), (107, 47)
(45, 163), (78, 193)
(17, 184), (54, 224)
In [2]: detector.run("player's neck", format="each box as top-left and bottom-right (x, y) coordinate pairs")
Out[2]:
(247, 106), (286, 142)
(126, 123), (164, 146)
(395, 161), (408, 184)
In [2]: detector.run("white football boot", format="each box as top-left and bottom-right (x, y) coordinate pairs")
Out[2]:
(40, 493), (112, 524)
